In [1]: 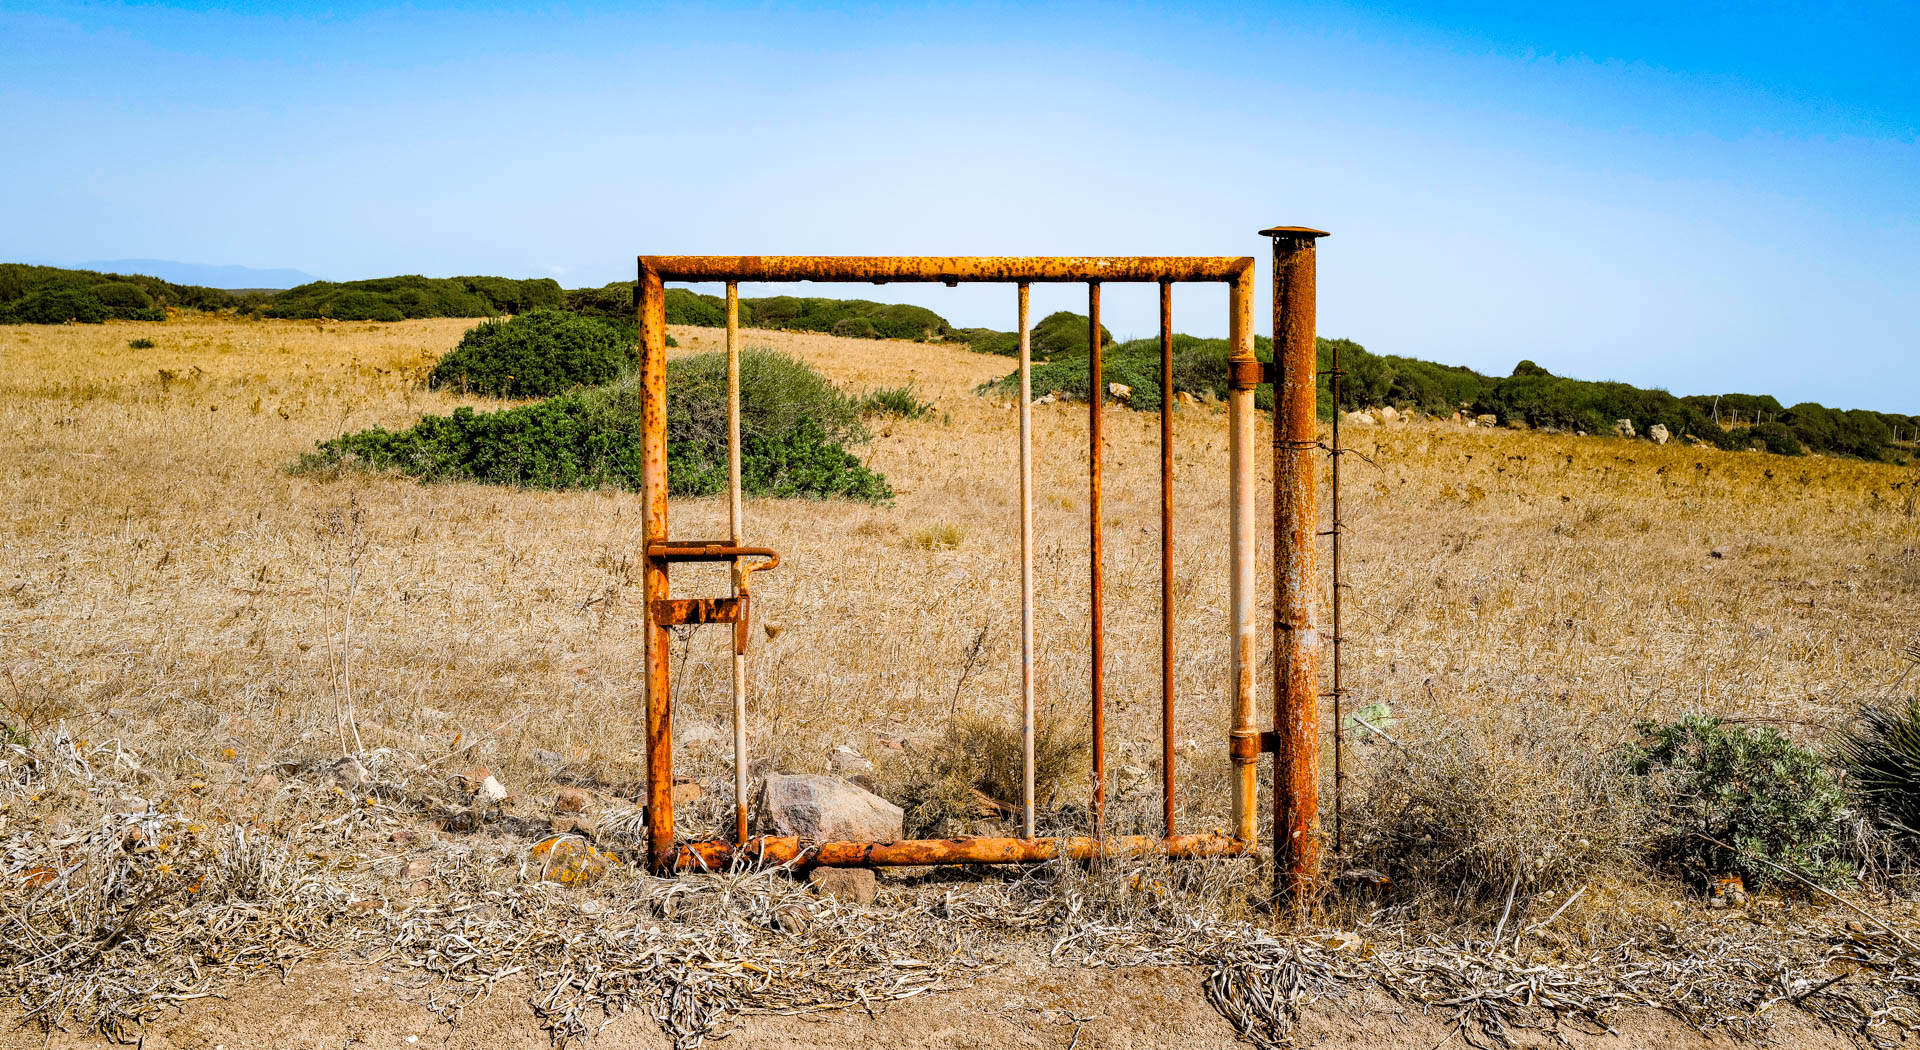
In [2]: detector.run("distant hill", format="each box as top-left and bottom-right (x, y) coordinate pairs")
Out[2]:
(76, 259), (321, 290)
(0, 263), (249, 322)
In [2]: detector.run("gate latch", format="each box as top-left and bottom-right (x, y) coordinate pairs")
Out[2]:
(646, 541), (781, 654)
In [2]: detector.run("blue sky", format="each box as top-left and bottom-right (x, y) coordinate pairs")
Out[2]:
(3, 2), (1915, 412)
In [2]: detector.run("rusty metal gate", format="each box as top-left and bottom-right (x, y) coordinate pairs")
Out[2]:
(636, 227), (1328, 902)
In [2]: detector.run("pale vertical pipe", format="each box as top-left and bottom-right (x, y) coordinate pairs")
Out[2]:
(727, 282), (749, 845)
(1226, 270), (1258, 846)
(1087, 282), (1106, 840)
(1159, 280), (1176, 838)
(1018, 282), (1036, 840)
(638, 265), (674, 875)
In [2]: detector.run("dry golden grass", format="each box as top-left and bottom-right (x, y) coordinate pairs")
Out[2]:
(2, 314), (1917, 852)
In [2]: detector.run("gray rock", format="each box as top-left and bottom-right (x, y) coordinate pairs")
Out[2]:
(1475, 413), (1498, 427)
(1379, 405), (1401, 424)
(1345, 410), (1376, 427)
(1613, 418), (1636, 439)
(330, 756), (370, 789)
(829, 746), (874, 776)
(1648, 423), (1671, 445)
(679, 723), (727, 749)
(755, 773), (903, 844)
(808, 867), (878, 906)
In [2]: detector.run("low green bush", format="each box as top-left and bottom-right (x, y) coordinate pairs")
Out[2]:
(5, 287), (110, 324)
(128, 337), (156, 350)
(1625, 715), (1848, 889)
(306, 350), (890, 502)
(429, 310), (632, 398)
(950, 312), (1112, 359)
(859, 383), (933, 419)
(1749, 421), (1805, 456)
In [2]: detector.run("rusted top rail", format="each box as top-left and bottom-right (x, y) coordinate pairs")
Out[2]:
(639, 256), (1254, 284)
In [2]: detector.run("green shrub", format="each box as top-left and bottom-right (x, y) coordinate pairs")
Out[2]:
(1749, 421), (1805, 456)
(950, 312), (1112, 359)
(306, 350), (890, 502)
(429, 310), (632, 398)
(1625, 715), (1848, 889)
(6, 287), (109, 324)
(1837, 700), (1920, 847)
(859, 384), (933, 419)
(127, 337), (156, 350)
(0, 263), (241, 323)
(264, 275), (562, 321)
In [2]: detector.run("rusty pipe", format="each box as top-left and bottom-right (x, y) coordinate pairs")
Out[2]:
(638, 265), (675, 875)
(1264, 225), (1329, 908)
(672, 833), (1250, 871)
(1226, 266), (1259, 847)
(1159, 279), (1176, 838)
(640, 256), (1253, 284)
(1088, 282), (1106, 841)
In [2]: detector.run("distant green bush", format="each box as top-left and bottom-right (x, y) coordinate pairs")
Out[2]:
(1626, 715), (1848, 889)
(562, 284), (750, 328)
(950, 311), (1113, 359)
(746, 296), (948, 340)
(307, 349), (889, 501)
(1748, 421), (1804, 456)
(264, 275), (563, 321)
(429, 310), (633, 398)
(128, 337), (156, 350)
(0, 263), (241, 323)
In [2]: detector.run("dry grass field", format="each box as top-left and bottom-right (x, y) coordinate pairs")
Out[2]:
(3, 315), (1919, 1047)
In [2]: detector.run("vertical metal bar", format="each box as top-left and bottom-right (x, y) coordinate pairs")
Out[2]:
(1329, 338), (1344, 856)
(1265, 226), (1328, 907)
(727, 282), (749, 846)
(1226, 269), (1258, 847)
(1088, 282), (1106, 841)
(638, 264), (675, 875)
(1159, 280), (1176, 838)
(1018, 282), (1037, 840)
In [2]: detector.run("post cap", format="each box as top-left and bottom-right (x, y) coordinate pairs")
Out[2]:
(1258, 226), (1331, 238)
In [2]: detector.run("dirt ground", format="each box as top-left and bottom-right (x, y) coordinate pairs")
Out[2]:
(2, 315), (1917, 1048)
(0, 958), (1866, 1050)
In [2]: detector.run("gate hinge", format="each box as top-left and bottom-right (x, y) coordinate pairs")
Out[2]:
(1228, 729), (1279, 763)
(1227, 359), (1273, 391)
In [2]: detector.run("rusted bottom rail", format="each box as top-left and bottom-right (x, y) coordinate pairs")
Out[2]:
(672, 833), (1249, 871)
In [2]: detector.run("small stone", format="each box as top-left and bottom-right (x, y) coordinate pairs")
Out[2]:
(532, 749), (565, 769)
(553, 787), (593, 814)
(678, 724), (726, 749)
(1345, 410), (1376, 427)
(1613, 418), (1636, 439)
(401, 858), (432, 881)
(440, 805), (483, 833)
(348, 898), (379, 915)
(829, 746), (874, 776)
(1475, 413), (1498, 427)
(807, 867), (878, 906)
(389, 828), (421, 845)
(1033, 392), (1058, 405)
(331, 757), (370, 789)
(1117, 763), (1150, 791)
(672, 779), (705, 805)
(1379, 406), (1401, 425)
(1648, 423), (1671, 445)
(1106, 382), (1132, 402)
(1175, 391), (1198, 407)
(550, 814), (595, 837)
(528, 836), (619, 885)
(246, 773), (280, 797)
(1710, 547), (1731, 559)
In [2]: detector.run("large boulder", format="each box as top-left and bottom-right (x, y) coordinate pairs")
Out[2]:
(1648, 423), (1671, 445)
(756, 773), (904, 844)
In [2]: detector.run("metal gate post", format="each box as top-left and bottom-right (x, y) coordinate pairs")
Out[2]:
(637, 264), (676, 875)
(1264, 226), (1328, 907)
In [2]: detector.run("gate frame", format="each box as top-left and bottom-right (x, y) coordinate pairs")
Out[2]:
(635, 242), (1324, 898)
